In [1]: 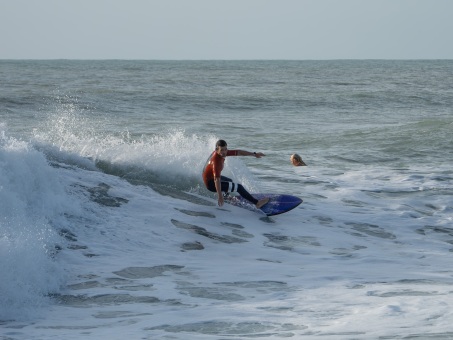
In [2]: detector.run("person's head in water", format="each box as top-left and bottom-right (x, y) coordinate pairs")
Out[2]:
(290, 153), (306, 166)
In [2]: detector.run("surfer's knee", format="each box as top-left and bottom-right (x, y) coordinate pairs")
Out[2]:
(227, 181), (238, 193)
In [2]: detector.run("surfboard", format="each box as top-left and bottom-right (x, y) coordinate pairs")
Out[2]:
(224, 193), (302, 216)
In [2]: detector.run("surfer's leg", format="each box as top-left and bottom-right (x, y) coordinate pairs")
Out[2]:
(211, 177), (268, 208)
(221, 180), (258, 205)
(235, 184), (268, 208)
(236, 184), (259, 205)
(219, 176), (269, 207)
(207, 177), (234, 193)
(220, 176), (233, 183)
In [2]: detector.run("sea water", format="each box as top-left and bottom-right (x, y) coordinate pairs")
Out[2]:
(1, 60), (452, 339)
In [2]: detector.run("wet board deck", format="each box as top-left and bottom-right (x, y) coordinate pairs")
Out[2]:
(225, 193), (302, 216)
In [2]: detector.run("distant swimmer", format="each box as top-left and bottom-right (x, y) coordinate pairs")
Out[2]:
(202, 139), (270, 208)
(290, 153), (307, 167)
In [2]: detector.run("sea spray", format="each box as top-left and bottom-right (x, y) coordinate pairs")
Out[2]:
(33, 109), (221, 190)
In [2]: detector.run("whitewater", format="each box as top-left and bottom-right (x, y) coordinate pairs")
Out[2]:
(1, 60), (453, 339)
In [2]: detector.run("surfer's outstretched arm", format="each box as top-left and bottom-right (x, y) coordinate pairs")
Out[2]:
(235, 150), (265, 158)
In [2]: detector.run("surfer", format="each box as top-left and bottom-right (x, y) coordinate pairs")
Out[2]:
(202, 140), (270, 208)
(290, 153), (307, 167)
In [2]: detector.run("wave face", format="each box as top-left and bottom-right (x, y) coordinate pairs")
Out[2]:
(0, 131), (72, 320)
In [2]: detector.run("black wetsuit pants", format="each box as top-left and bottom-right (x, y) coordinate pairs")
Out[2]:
(206, 176), (258, 205)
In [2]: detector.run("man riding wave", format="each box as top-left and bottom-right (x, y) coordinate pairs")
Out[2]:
(202, 139), (269, 208)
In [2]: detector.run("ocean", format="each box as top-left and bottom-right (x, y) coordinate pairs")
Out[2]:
(1, 60), (452, 339)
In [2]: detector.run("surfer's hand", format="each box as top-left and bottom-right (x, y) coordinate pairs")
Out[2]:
(254, 152), (265, 158)
(218, 195), (224, 207)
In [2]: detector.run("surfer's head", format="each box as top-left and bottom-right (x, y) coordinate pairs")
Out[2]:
(215, 139), (228, 158)
(216, 140), (227, 148)
(290, 153), (306, 166)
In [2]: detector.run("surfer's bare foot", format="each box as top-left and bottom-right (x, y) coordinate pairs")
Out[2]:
(256, 197), (270, 209)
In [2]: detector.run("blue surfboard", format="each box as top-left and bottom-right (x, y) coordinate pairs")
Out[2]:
(225, 193), (302, 216)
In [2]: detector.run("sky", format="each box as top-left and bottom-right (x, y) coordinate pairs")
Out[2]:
(1, 0), (453, 60)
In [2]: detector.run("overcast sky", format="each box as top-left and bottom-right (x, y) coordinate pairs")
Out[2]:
(1, 0), (452, 60)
